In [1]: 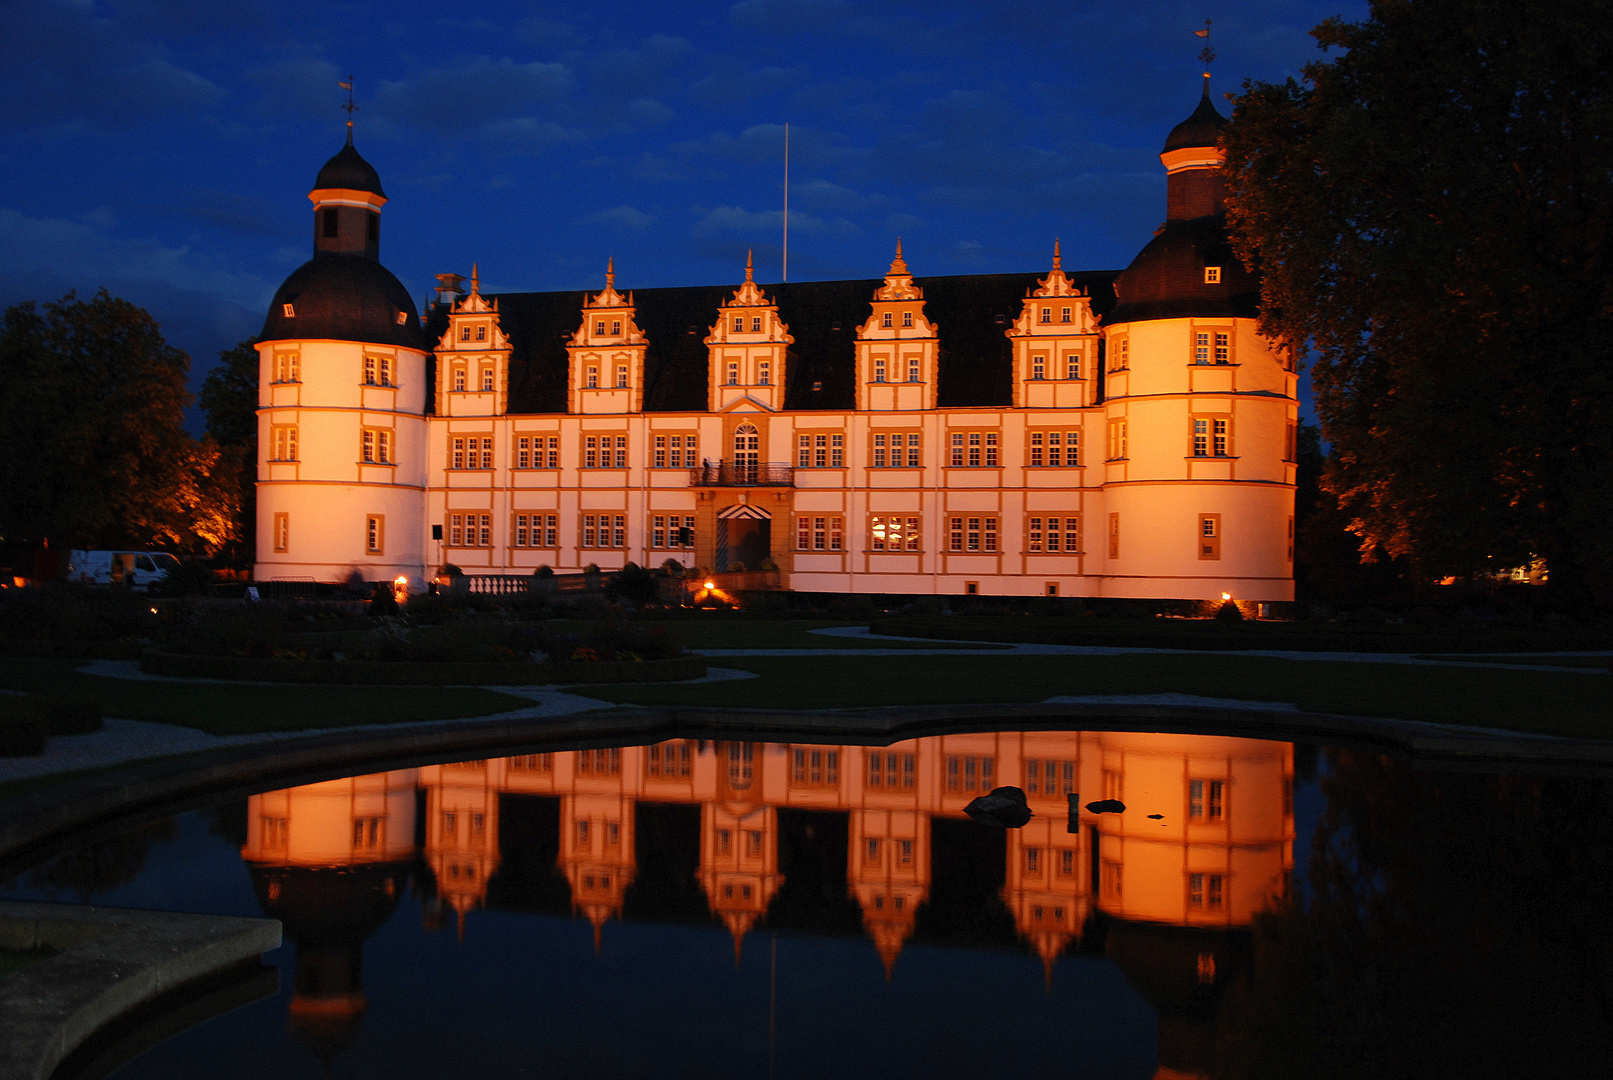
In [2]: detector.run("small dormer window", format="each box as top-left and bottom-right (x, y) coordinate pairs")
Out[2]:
(612, 320), (622, 335)
(283, 303), (295, 318)
(1040, 308), (1051, 324)
(812, 381), (823, 392)
(751, 316), (761, 332)
(596, 321), (606, 335)
(1061, 307), (1072, 323)
(831, 321), (841, 331)
(1205, 266), (1221, 283)
(882, 312), (892, 328)
(734, 317), (744, 332)
(902, 311), (913, 328)
(461, 326), (471, 341)
(475, 325), (486, 341)
(395, 311), (407, 325)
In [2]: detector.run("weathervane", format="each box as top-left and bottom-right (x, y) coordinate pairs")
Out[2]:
(339, 75), (357, 142)
(1194, 20), (1215, 78)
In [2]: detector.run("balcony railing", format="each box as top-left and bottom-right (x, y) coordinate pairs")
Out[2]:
(689, 460), (795, 487)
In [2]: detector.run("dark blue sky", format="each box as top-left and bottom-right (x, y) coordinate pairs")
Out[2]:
(0, 0), (1367, 405)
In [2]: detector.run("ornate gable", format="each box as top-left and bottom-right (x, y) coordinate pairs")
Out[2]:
(435, 266), (512, 416)
(708, 252), (793, 412)
(1007, 242), (1100, 408)
(568, 259), (647, 414)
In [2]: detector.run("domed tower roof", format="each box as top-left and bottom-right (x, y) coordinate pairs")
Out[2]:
(1105, 80), (1253, 327)
(1163, 78), (1228, 153)
(262, 254), (427, 348)
(313, 140), (386, 197)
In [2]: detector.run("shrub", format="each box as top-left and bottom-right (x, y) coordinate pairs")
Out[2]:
(584, 563), (601, 575)
(660, 558), (685, 575)
(1214, 600), (1245, 622)
(727, 561), (746, 573)
(758, 558), (779, 571)
(533, 564), (555, 578)
(370, 582), (398, 616)
(441, 564), (463, 577)
(0, 583), (161, 642)
(605, 562), (660, 606)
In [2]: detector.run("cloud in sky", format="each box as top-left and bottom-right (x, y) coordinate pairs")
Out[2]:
(0, 0), (1374, 381)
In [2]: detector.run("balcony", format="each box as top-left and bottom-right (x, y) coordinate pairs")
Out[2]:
(689, 460), (795, 487)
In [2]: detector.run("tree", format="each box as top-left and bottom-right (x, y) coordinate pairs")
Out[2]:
(199, 338), (260, 567)
(0, 291), (237, 553)
(1221, 0), (1613, 606)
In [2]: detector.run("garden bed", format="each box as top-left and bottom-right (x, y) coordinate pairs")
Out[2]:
(138, 649), (706, 686)
(0, 639), (144, 660)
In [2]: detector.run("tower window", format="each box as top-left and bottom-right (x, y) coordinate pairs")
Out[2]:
(322, 208), (338, 238)
(282, 303), (295, 318)
(367, 212), (378, 242)
(1204, 266), (1221, 283)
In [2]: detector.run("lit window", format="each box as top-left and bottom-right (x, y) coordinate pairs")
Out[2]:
(1204, 266), (1221, 283)
(1188, 779), (1225, 821)
(1199, 515), (1221, 559)
(366, 515), (384, 554)
(869, 515), (921, 552)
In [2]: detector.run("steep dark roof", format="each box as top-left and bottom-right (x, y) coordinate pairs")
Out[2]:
(263, 253), (427, 349)
(1105, 217), (1258, 326)
(1163, 82), (1228, 153)
(313, 141), (386, 197)
(422, 270), (1118, 415)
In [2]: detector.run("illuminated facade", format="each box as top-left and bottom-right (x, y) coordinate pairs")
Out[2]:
(256, 84), (1297, 601)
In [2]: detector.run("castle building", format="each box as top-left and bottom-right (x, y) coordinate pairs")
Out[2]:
(255, 82), (1297, 601)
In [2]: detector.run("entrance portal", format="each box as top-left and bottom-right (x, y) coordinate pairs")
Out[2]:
(715, 504), (772, 571)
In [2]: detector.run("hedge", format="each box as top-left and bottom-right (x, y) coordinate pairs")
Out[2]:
(0, 639), (144, 660)
(138, 649), (706, 686)
(0, 693), (104, 756)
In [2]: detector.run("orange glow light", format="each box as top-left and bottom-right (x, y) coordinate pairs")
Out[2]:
(1221, 592), (1232, 601)
(704, 581), (715, 590)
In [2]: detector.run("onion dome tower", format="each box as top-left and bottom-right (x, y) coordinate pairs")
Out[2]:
(1097, 78), (1299, 602)
(255, 132), (431, 589)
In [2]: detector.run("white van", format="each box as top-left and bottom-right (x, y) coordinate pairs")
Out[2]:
(67, 550), (181, 590)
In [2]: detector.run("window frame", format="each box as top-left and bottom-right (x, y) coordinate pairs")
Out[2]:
(869, 515), (921, 553)
(365, 514), (385, 555)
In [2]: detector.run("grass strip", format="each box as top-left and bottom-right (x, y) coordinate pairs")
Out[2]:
(1414, 654), (1610, 668)
(568, 653), (1613, 738)
(543, 619), (1009, 650)
(872, 615), (1613, 654)
(0, 660), (531, 736)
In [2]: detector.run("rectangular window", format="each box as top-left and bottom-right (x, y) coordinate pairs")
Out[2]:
(1285, 421), (1299, 463)
(907, 357), (920, 382)
(517, 436), (557, 469)
(1028, 431), (1080, 467)
(1031, 354), (1045, 380)
(1102, 861), (1122, 899)
(1109, 338), (1129, 372)
(759, 361), (771, 385)
(1059, 848), (1075, 877)
(613, 435), (628, 469)
(1215, 332), (1230, 364)
(646, 741), (693, 779)
(449, 514), (462, 547)
(364, 355), (377, 385)
(865, 750), (916, 790)
(273, 512), (289, 552)
(583, 436), (597, 469)
(1108, 513), (1120, 559)
(1025, 847), (1041, 874)
(1107, 419), (1128, 460)
(872, 432), (885, 468)
(352, 816), (384, 852)
(616, 365), (628, 389)
(576, 747), (622, 776)
(512, 514), (558, 548)
(1061, 306), (1072, 324)
(790, 747), (840, 788)
(366, 514), (384, 554)
(870, 431), (918, 468)
(381, 356), (393, 386)
(510, 753), (553, 772)
(1024, 759), (1076, 795)
(1065, 354), (1080, 380)
(1188, 779), (1226, 821)
(447, 514), (489, 548)
(1204, 266), (1222, 283)
(1199, 515), (1222, 560)
(1025, 516), (1080, 554)
(944, 755), (995, 794)
(451, 437), (465, 470)
(649, 515), (695, 549)
(948, 431), (998, 467)
(902, 310), (913, 328)
(1195, 331), (1211, 364)
(869, 516), (921, 552)
(580, 515), (627, 548)
(1192, 416), (1231, 457)
(727, 361), (739, 386)
(1188, 873), (1225, 911)
(874, 358), (886, 383)
(273, 352), (300, 383)
(946, 516), (998, 553)
(797, 516), (844, 551)
(271, 425), (298, 462)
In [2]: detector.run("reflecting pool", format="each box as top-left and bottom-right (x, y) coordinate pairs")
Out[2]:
(5, 728), (1612, 1079)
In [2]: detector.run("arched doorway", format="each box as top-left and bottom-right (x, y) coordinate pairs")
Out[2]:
(716, 503), (771, 572)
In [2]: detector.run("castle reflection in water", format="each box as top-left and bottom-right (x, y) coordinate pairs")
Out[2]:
(243, 731), (1292, 1074)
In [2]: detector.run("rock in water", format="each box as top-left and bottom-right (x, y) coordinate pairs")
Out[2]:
(1085, 799), (1126, 815)
(965, 786), (1034, 828)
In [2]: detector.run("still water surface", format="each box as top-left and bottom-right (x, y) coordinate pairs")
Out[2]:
(4, 728), (1610, 1079)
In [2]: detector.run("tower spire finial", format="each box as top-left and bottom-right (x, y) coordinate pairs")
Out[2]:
(1193, 20), (1215, 83)
(469, 264), (479, 295)
(606, 256), (615, 290)
(339, 76), (358, 143)
(1052, 237), (1062, 270)
(745, 249), (754, 282)
(889, 237), (908, 276)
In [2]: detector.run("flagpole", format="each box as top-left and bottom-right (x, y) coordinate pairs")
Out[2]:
(782, 123), (789, 283)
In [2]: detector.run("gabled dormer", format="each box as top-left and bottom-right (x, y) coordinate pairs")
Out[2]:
(707, 252), (793, 413)
(1008, 241), (1100, 408)
(567, 259), (646, 414)
(856, 241), (938, 411)
(434, 266), (511, 417)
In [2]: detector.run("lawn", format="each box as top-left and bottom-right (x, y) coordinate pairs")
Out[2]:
(0, 659), (533, 736)
(568, 653), (1613, 738)
(1415, 654), (1611, 668)
(545, 618), (1009, 650)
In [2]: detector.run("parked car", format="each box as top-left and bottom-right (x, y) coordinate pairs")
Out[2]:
(67, 550), (181, 590)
